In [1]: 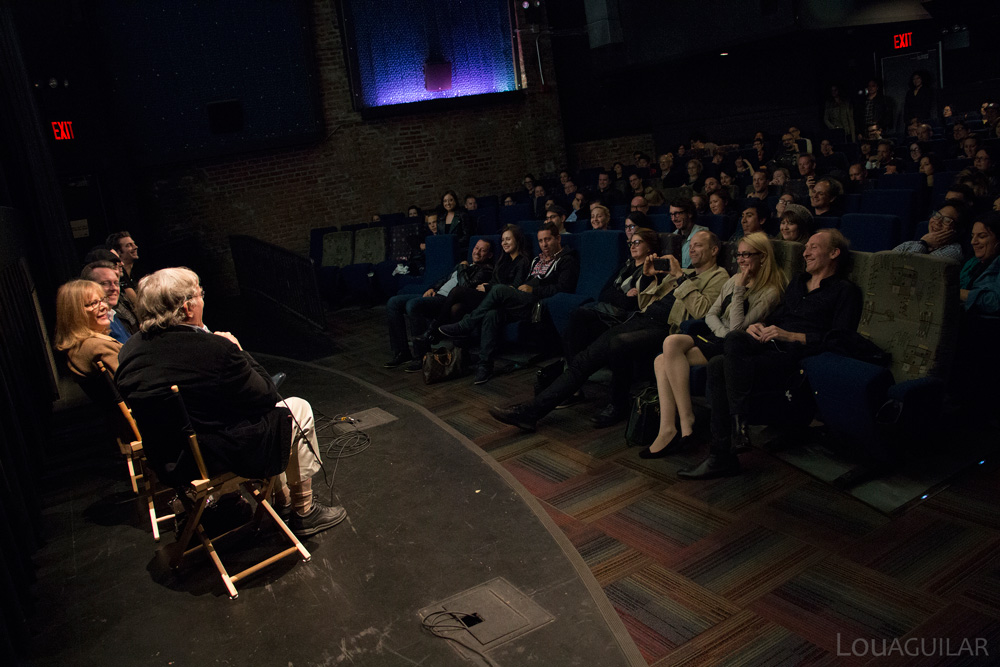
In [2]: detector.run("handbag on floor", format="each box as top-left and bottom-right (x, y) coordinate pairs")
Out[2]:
(624, 386), (659, 447)
(422, 345), (467, 384)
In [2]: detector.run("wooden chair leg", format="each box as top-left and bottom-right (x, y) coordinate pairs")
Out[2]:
(195, 524), (238, 599)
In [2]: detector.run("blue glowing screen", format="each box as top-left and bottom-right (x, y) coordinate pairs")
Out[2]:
(341, 0), (517, 109)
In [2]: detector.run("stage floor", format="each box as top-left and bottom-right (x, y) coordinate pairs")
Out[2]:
(28, 359), (642, 666)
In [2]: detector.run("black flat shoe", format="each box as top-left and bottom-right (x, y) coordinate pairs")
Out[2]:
(677, 453), (740, 480)
(383, 352), (412, 369)
(639, 433), (695, 459)
(489, 404), (538, 431)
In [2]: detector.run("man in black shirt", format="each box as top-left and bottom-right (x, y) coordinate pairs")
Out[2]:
(680, 229), (863, 479)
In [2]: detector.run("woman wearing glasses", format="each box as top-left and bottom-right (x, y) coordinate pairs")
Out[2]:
(892, 199), (969, 264)
(642, 232), (786, 458)
(54, 279), (123, 382)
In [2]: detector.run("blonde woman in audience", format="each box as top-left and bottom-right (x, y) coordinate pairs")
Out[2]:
(54, 279), (123, 382)
(641, 232), (786, 458)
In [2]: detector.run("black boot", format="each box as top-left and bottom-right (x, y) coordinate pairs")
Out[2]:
(412, 321), (440, 349)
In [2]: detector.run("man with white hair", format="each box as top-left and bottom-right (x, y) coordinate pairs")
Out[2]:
(116, 267), (346, 537)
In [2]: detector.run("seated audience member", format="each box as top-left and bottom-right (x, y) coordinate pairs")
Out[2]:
(956, 168), (991, 203)
(960, 213), (1000, 316)
(531, 184), (548, 219)
(883, 158), (907, 176)
(439, 224), (579, 384)
(701, 176), (721, 197)
(407, 205), (422, 218)
(746, 170), (769, 201)
(730, 200), (769, 242)
(973, 148), (995, 179)
(81, 261), (136, 344)
(545, 205), (570, 235)
(691, 194), (709, 216)
(81, 248), (138, 330)
(915, 123), (933, 143)
(489, 230), (728, 431)
(810, 176), (844, 218)
(627, 173), (646, 200)
(408, 210), (440, 275)
(994, 195), (1000, 213)
(670, 198), (709, 268)
(642, 232), (786, 458)
(464, 194), (479, 213)
(892, 199), (969, 263)
(788, 126), (812, 155)
(561, 180), (579, 208)
(590, 204), (611, 230)
(680, 229), (862, 479)
(441, 190), (476, 251)
(772, 132), (801, 173)
(816, 139), (848, 176)
(770, 168), (791, 194)
(951, 122), (970, 156)
(774, 192), (798, 220)
(624, 210), (648, 242)
(685, 160), (706, 192)
(502, 195), (516, 206)
(846, 163), (872, 193)
(779, 204), (815, 243)
(384, 239), (495, 369)
(907, 142), (924, 171)
(708, 190), (733, 217)
(54, 279), (123, 384)
(594, 171), (624, 208)
(961, 136), (979, 161)
(659, 153), (685, 188)
(718, 169), (739, 198)
(518, 174), (536, 203)
(549, 229), (662, 406)
(106, 231), (141, 301)
(630, 196), (650, 215)
(868, 141), (893, 175)
(567, 191), (590, 224)
(116, 268), (345, 537)
(784, 154), (817, 202)
(917, 155), (941, 188)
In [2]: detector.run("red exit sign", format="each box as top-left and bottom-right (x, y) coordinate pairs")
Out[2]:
(51, 121), (75, 140)
(893, 32), (913, 49)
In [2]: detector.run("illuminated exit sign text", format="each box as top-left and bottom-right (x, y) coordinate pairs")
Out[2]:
(893, 32), (913, 49)
(51, 121), (75, 140)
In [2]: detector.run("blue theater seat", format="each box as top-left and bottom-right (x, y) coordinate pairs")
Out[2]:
(840, 213), (902, 252)
(499, 203), (532, 224)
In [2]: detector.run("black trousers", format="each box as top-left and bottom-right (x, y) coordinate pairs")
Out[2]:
(530, 315), (669, 416)
(708, 331), (809, 451)
(563, 304), (619, 362)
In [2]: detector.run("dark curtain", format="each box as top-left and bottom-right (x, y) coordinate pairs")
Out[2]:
(0, 2), (76, 661)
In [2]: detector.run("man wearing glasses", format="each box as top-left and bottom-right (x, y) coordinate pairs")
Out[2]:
(892, 200), (969, 264)
(81, 260), (137, 343)
(670, 198), (708, 268)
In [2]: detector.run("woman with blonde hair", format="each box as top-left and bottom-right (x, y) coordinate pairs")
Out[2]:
(642, 232), (786, 457)
(54, 279), (123, 380)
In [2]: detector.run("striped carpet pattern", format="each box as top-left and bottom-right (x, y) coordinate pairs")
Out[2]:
(310, 307), (1000, 665)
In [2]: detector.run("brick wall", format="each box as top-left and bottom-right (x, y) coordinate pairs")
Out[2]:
(568, 133), (657, 172)
(135, 1), (566, 292)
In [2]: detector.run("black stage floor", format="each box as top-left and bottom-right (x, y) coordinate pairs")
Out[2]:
(27, 356), (643, 666)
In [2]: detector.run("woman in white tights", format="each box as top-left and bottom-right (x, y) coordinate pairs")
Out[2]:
(642, 232), (787, 458)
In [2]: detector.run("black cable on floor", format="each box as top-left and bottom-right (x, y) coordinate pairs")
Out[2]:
(420, 611), (499, 667)
(314, 410), (372, 505)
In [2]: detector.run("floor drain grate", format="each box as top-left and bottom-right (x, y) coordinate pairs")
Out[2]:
(419, 578), (553, 661)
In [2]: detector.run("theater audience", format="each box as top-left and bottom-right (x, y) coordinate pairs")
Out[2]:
(810, 177), (844, 218)
(624, 210), (648, 242)
(441, 190), (475, 251)
(746, 170), (769, 200)
(681, 229), (862, 479)
(730, 200), (769, 242)
(685, 160), (706, 192)
(439, 223), (579, 384)
(384, 239), (495, 370)
(488, 230), (727, 431)
(642, 232), (786, 458)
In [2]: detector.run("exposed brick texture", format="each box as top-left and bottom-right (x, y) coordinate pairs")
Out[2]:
(568, 133), (657, 172)
(135, 1), (565, 292)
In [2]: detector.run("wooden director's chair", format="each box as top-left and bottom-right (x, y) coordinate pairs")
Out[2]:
(94, 360), (175, 541)
(134, 384), (311, 599)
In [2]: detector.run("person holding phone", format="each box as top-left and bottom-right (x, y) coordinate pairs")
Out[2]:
(489, 230), (728, 431)
(641, 233), (786, 458)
